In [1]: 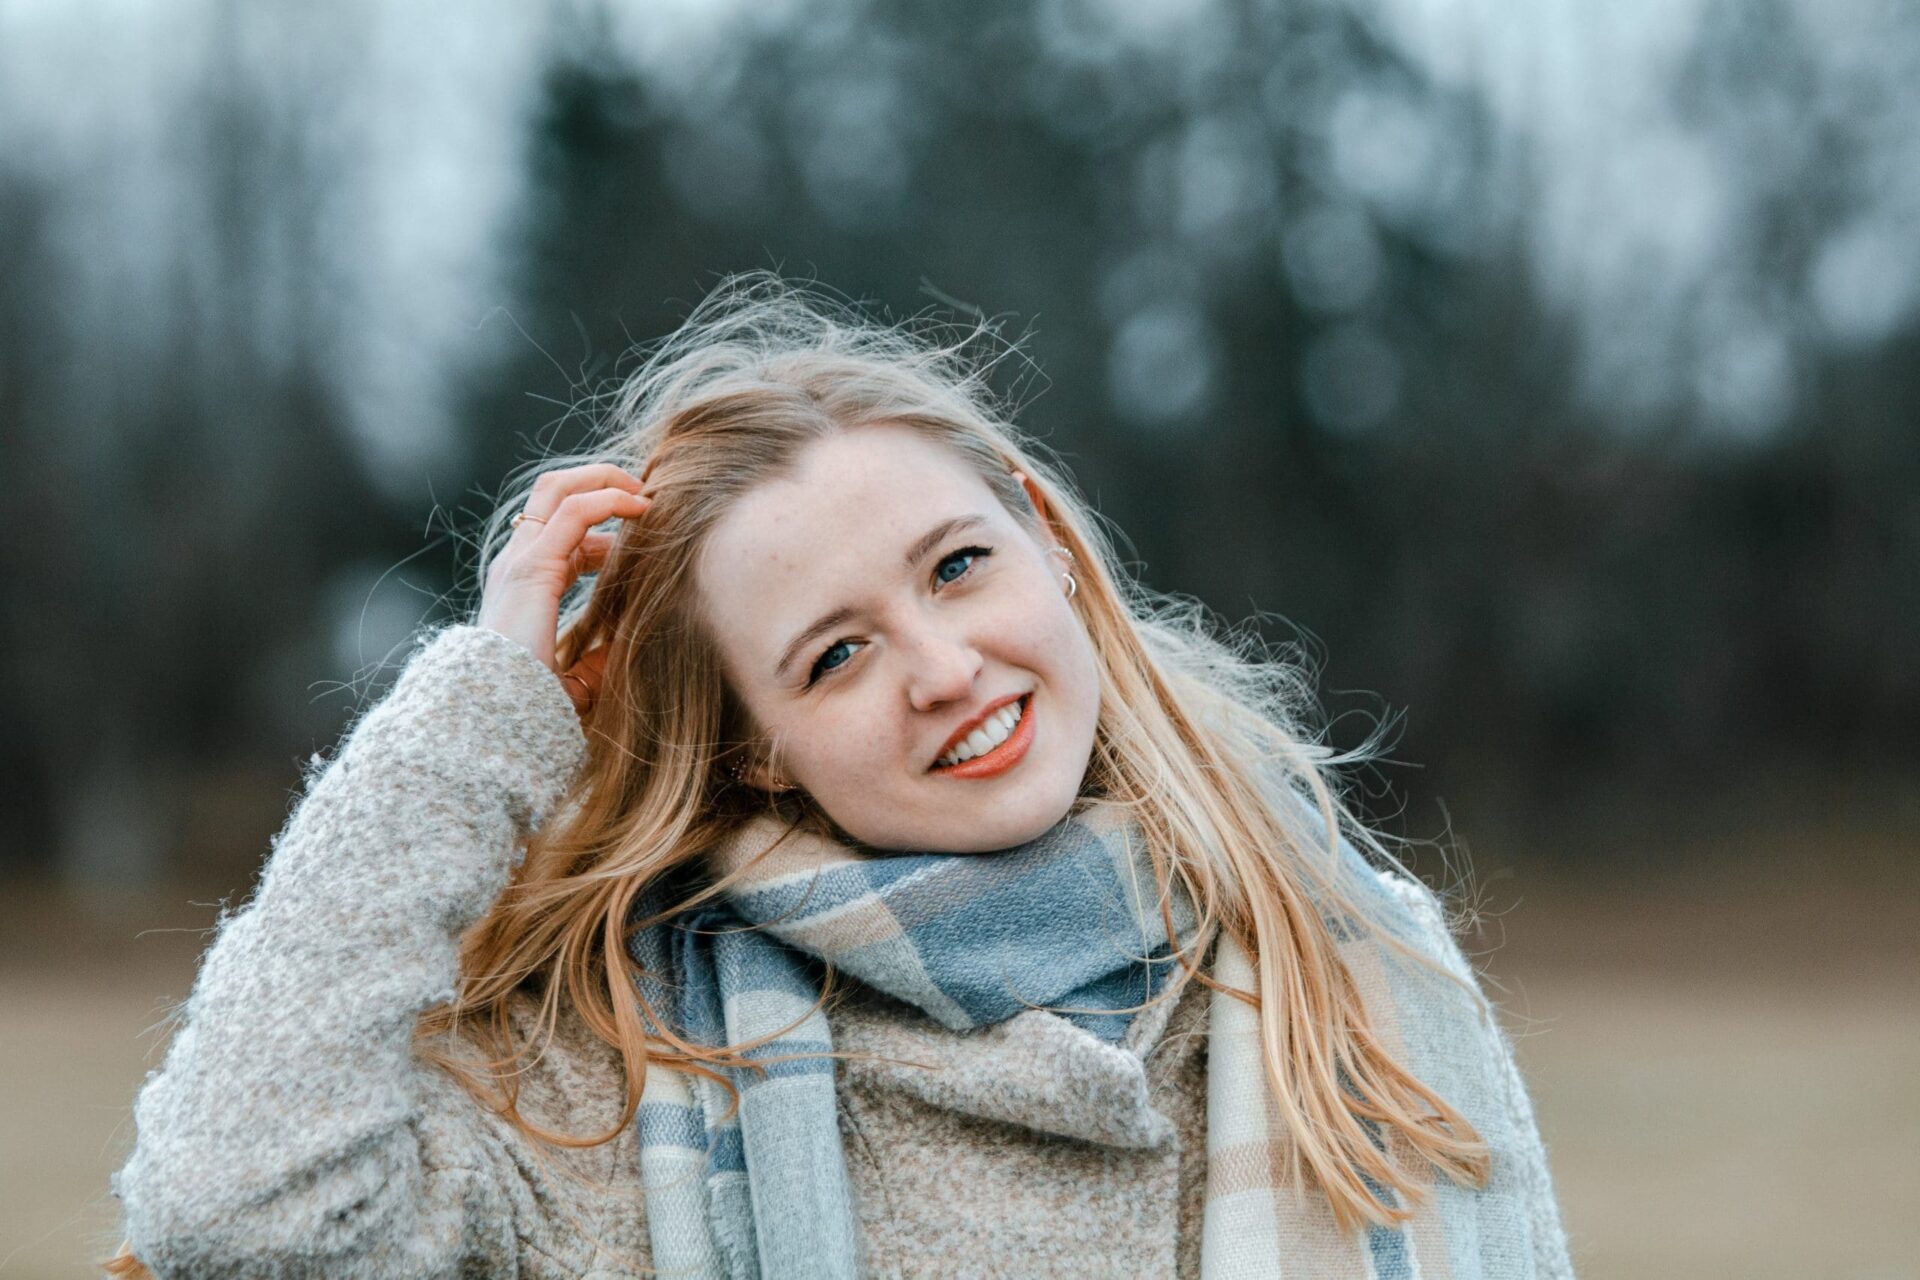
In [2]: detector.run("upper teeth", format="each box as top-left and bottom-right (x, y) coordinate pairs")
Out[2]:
(936, 699), (1024, 767)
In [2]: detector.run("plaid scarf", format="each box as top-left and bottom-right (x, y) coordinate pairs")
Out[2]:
(628, 797), (1550, 1279)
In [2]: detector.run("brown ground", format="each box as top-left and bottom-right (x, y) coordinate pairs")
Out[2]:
(3, 846), (1915, 1280)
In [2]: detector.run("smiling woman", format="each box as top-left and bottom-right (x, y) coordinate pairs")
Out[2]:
(106, 272), (1574, 1278)
(692, 425), (1102, 852)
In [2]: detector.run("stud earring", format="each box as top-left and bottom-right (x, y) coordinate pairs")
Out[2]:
(726, 758), (793, 792)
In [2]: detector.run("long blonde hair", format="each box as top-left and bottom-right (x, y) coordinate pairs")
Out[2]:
(428, 271), (1490, 1227)
(107, 273), (1490, 1276)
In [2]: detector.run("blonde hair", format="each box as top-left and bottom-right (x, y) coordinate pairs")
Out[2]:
(433, 270), (1491, 1224)
(106, 272), (1490, 1275)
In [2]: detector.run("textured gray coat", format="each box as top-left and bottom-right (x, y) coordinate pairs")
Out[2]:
(110, 623), (1569, 1277)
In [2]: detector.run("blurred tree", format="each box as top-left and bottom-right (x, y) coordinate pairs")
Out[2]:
(4, 0), (1919, 884)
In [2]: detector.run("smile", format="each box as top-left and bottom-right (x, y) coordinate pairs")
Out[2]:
(930, 694), (1035, 779)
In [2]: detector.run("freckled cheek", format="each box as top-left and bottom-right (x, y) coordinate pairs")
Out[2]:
(808, 708), (902, 777)
(1032, 586), (1086, 648)
(1041, 600), (1100, 710)
(979, 579), (1071, 662)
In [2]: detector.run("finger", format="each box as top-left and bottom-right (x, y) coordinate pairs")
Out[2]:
(559, 668), (593, 717)
(510, 463), (648, 540)
(566, 530), (617, 576)
(562, 644), (611, 716)
(489, 489), (650, 600)
(567, 643), (611, 687)
(524, 489), (652, 569)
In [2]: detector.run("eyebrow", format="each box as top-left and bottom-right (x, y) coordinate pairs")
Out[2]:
(772, 513), (990, 681)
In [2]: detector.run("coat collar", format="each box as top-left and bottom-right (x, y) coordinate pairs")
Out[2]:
(826, 928), (1214, 1150)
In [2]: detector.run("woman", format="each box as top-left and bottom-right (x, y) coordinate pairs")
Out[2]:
(108, 273), (1574, 1277)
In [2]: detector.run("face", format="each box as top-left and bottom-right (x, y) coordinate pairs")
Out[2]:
(693, 424), (1102, 853)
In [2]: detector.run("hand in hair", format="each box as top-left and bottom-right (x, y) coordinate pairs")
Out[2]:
(478, 462), (650, 719)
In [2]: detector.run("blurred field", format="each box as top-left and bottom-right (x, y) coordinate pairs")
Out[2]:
(2, 843), (1915, 1280)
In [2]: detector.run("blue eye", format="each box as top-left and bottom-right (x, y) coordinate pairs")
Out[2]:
(804, 545), (994, 687)
(810, 640), (857, 682)
(935, 545), (991, 586)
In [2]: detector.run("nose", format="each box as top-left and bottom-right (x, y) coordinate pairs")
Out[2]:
(902, 617), (982, 713)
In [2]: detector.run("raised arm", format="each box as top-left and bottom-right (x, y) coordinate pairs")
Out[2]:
(111, 623), (591, 1276)
(113, 463), (657, 1277)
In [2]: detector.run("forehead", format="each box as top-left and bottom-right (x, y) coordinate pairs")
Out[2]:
(696, 426), (1000, 648)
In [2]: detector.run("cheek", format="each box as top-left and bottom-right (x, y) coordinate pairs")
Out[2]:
(1030, 576), (1089, 657)
(1044, 596), (1101, 708)
(1006, 585), (1096, 706)
(808, 698), (901, 772)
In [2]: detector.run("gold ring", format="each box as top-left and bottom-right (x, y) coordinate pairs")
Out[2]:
(511, 511), (547, 530)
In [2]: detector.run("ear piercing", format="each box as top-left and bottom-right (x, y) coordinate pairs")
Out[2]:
(726, 757), (794, 793)
(1049, 545), (1078, 599)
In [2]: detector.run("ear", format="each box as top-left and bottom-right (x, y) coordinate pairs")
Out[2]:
(1010, 469), (1058, 540)
(734, 749), (794, 794)
(743, 764), (788, 793)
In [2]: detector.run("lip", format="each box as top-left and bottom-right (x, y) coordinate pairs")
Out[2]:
(929, 694), (1035, 779)
(930, 692), (1026, 766)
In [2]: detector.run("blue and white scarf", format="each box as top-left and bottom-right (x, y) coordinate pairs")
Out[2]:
(627, 797), (1564, 1279)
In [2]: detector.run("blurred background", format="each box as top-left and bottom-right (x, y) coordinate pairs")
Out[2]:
(3, 0), (1916, 1275)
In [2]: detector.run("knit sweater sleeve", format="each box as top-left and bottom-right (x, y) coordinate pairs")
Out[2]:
(1487, 1001), (1578, 1278)
(1379, 872), (1578, 1279)
(111, 623), (595, 1278)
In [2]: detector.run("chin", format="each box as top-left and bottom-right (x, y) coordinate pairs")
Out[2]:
(831, 728), (1098, 853)
(933, 785), (1082, 854)
(842, 784), (1079, 855)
